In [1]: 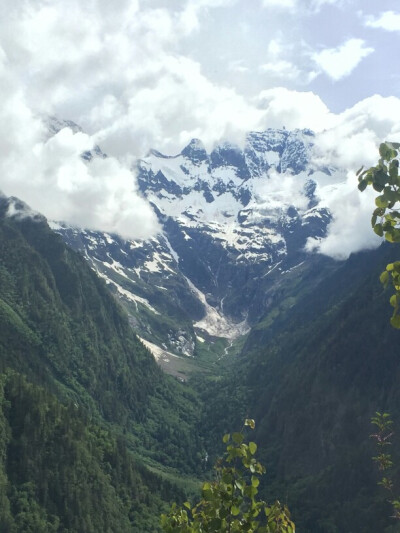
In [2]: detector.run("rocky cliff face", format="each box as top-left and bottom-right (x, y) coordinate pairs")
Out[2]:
(53, 128), (345, 356)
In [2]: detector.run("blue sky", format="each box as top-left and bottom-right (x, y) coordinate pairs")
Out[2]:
(3, 0), (399, 152)
(0, 0), (399, 247)
(181, 0), (400, 112)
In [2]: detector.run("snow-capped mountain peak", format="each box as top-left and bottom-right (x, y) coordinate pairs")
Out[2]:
(53, 127), (345, 359)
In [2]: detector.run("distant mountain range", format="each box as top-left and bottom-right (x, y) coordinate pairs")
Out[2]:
(3, 120), (400, 531)
(53, 126), (346, 358)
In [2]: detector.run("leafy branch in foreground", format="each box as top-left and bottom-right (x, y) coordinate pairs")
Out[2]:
(371, 412), (400, 521)
(161, 419), (294, 532)
(357, 142), (400, 327)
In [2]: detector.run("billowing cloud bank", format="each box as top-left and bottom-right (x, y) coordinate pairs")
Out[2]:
(0, 103), (159, 239)
(0, 0), (265, 239)
(0, 0), (399, 254)
(308, 95), (400, 259)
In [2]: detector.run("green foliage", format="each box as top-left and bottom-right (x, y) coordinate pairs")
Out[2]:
(0, 370), (189, 532)
(0, 200), (207, 529)
(358, 142), (400, 326)
(371, 412), (400, 521)
(0, 206), (204, 474)
(197, 245), (400, 532)
(161, 421), (294, 533)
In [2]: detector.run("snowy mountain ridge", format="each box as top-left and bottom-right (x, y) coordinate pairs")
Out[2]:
(52, 127), (346, 359)
(137, 128), (343, 265)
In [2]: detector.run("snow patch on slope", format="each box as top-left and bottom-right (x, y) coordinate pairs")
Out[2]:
(139, 337), (181, 361)
(184, 276), (249, 339)
(95, 269), (160, 315)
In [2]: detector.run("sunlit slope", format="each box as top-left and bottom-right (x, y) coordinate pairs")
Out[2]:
(0, 195), (203, 473)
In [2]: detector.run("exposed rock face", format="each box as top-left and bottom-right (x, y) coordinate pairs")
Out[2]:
(53, 128), (345, 354)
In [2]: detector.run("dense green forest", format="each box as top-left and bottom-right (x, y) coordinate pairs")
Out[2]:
(0, 370), (188, 532)
(4, 193), (400, 531)
(0, 198), (205, 470)
(0, 197), (206, 530)
(197, 243), (400, 532)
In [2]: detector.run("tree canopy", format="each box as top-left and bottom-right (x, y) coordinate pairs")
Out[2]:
(358, 142), (400, 326)
(161, 420), (295, 533)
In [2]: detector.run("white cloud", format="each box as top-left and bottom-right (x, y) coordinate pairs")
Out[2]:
(312, 0), (340, 9)
(365, 11), (400, 32)
(0, 0), (264, 237)
(259, 60), (302, 81)
(91, 55), (265, 156)
(313, 95), (400, 169)
(313, 38), (374, 81)
(257, 88), (334, 131)
(187, 0), (237, 7)
(0, 125), (159, 239)
(261, 0), (343, 13)
(253, 89), (397, 261)
(1, 0), (268, 155)
(228, 59), (249, 74)
(267, 39), (284, 58)
(305, 176), (382, 260)
(259, 37), (318, 85)
(307, 94), (400, 259)
(0, 0), (164, 240)
(0, 0), (397, 257)
(256, 168), (310, 211)
(262, 0), (297, 9)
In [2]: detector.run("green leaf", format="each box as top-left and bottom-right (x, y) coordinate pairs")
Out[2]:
(375, 169), (390, 186)
(209, 518), (222, 529)
(358, 179), (368, 192)
(356, 166), (364, 176)
(222, 471), (232, 484)
(374, 224), (384, 237)
(251, 476), (260, 488)
(383, 188), (398, 203)
(223, 433), (230, 443)
(373, 183), (385, 192)
(383, 220), (395, 231)
(374, 207), (386, 216)
(385, 229), (400, 243)
(380, 271), (390, 285)
(231, 506), (240, 516)
(389, 160), (399, 180)
(232, 432), (244, 444)
(249, 442), (257, 455)
(379, 143), (388, 158)
(375, 196), (389, 208)
(391, 314), (400, 328)
(244, 418), (255, 429)
(235, 479), (244, 492)
(379, 143), (397, 161)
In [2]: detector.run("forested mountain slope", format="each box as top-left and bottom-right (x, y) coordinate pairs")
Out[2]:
(0, 371), (185, 532)
(0, 194), (203, 531)
(199, 243), (400, 532)
(3, 187), (400, 532)
(54, 127), (342, 357)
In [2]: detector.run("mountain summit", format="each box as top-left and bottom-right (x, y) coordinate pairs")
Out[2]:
(54, 128), (345, 358)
